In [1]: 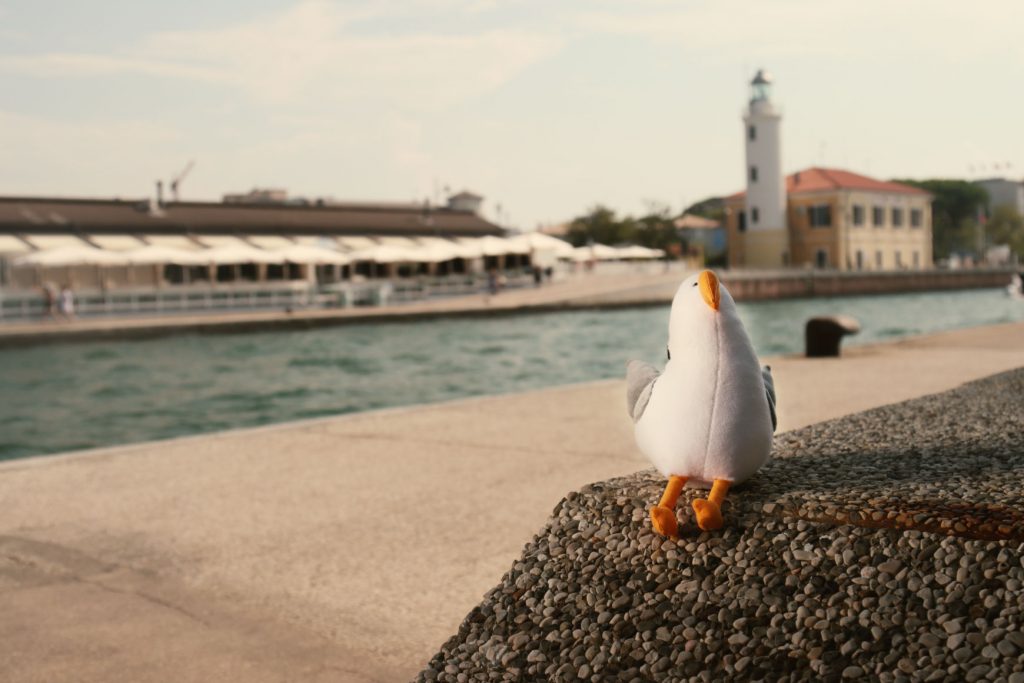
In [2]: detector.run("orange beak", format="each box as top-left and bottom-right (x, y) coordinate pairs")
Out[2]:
(699, 270), (720, 311)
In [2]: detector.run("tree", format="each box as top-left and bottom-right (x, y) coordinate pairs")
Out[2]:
(893, 179), (989, 259)
(565, 205), (632, 247)
(684, 196), (725, 222)
(987, 205), (1024, 257)
(632, 208), (681, 253)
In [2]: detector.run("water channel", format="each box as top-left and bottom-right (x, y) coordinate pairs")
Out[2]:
(1, 287), (1021, 460)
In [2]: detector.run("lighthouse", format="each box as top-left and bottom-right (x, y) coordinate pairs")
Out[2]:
(741, 69), (788, 268)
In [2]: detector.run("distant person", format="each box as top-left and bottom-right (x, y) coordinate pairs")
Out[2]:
(41, 283), (57, 319)
(58, 284), (75, 320)
(487, 268), (499, 296)
(532, 266), (543, 287)
(544, 266), (553, 282)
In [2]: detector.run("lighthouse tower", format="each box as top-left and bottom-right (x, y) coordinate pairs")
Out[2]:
(742, 69), (788, 268)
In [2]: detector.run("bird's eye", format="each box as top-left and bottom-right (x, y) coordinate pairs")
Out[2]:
(692, 282), (698, 287)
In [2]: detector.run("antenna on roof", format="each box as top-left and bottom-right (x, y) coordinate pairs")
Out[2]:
(169, 160), (195, 202)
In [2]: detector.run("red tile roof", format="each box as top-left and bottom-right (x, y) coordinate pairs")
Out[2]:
(725, 167), (931, 201)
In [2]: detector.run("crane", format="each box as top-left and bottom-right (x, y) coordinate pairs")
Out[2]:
(169, 161), (195, 202)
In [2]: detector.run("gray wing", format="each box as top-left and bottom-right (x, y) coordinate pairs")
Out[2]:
(762, 365), (778, 432)
(626, 360), (661, 423)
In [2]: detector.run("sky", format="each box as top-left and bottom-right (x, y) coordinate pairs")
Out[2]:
(1, 0), (1022, 230)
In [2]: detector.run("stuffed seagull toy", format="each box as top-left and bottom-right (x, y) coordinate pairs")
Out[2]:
(627, 270), (777, 537)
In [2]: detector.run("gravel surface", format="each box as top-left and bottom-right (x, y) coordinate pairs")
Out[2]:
(419, 368), (1024, 682)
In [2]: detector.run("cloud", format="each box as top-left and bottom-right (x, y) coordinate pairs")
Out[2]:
(0, 52), (224, 82)
(0, 0), (563, 110)
(575, 0), (1024, 62)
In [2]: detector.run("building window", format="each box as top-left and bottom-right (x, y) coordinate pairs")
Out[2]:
(738, 211), (746, 232)
(808, 205), (831, 228)
(892, 207), (904, 228)
(895, 251), (903, 268)
(748, 124), (756, 141)
(815, 249), (829, 269)
(873, 206), (885, 227)
(875, 250), (883, 268)
(856, 250), (864, 270)
(751, 207), (760, 224)
(910, 208), (922, 228)
(852, 205), (865, 226)
(750, 166), (758, 182)
(913, 251), (920, 268)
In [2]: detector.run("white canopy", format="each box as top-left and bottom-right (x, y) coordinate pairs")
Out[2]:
(0, 235), (30, 254)
(571, 243), (621, 262)
(199, 244), (283, 264)
(124, 245), (211, 265)
(195, 235), (251, 248)
(509, 232), (576, 257)
(272, 244), (352, 265)
(375, 236), (420, 248)
(416, 237), (460, 256)
(442, 239), (484, 259)
(88, 234), (148, 251)
(247, 235), (296, 250)
(15, 245), (129, 266)
(617, 245), (666, 259)
(421, 240), (479, 262)
(337, 236), (379, 252)
(347, 244), (425, 264)
(22, 234), (93, 250)
(457, 236), (530, 257)
(141, 235), (203, 251)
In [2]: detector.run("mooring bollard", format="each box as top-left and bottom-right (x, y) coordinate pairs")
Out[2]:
(805, 316), (861, 357)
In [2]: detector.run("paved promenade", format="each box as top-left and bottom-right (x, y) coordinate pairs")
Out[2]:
(1, 266), (1011, 346)
(1, 321), (1023, 681)
(0, 270), (687, 347)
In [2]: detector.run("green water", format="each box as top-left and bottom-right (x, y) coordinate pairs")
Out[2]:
(1, 288), (1021, 461)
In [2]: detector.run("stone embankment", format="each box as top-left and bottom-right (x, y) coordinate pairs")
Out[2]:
(421, 369), (1024, 682)
(722, 268), (1012, 301)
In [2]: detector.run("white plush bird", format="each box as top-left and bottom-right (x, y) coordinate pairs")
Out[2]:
(626, 270), (777, 536)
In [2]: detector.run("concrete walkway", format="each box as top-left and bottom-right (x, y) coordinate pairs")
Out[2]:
(2, 321), (1024, 682)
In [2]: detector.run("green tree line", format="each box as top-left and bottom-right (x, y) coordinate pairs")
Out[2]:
(891, 179), (1023, 260)
(564, 198), (724, 257)
(565, 205), (680, 253)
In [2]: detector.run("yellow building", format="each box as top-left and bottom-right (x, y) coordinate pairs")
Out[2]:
(724, 167), (933, 271)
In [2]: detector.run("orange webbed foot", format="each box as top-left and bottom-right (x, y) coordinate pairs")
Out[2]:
(691, 498), (723, 531)
(692, 478), (731, 531)
(650, 475), (687, 538)
(650, 506), (679, 538)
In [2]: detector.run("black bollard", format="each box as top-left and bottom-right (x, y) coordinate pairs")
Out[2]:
(805, 316), (860, 357)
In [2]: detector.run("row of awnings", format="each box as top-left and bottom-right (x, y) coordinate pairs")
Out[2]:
(3, 232), (664, 267)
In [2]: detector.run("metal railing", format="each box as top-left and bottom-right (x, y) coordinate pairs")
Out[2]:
(0, 271), (541, 321)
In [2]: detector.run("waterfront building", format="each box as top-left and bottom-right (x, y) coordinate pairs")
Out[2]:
(724, 70), (933, 271)
(0, 190), (507, 291)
